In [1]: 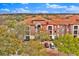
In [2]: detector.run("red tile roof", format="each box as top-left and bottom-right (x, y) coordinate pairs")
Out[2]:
(21, 15), (79, 26)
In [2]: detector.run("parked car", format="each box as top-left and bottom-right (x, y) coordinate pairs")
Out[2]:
(44, 42), (49, 48)
(44, 41), (56, 49)
(49, 43), (56, 49)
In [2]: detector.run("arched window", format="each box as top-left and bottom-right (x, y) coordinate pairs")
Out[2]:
(35, 23), (41, 32)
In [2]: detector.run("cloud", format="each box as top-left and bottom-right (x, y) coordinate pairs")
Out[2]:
(46, 3), (67, 9)
(0, 8), (10, 14)
(0, 8), (10, 12)
(46, 3), (79, 13)
(25, 7), (29, 9)
(21, 3), (29, 5)
(12, 8), (31, 13)
(35, 10), (48, 13)
(66, 5), (79, 12)
(0, 8), (31, 14)
(1, 4), (79, 14)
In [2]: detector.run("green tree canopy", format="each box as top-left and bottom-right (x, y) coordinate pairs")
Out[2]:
(0, 25), (26, 55)
(53, 34), (79, 56)
(24, 40), (48, 56)
(35, 31), (51, 41)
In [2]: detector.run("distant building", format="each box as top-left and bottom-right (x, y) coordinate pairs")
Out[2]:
(22, 15), (79, 40)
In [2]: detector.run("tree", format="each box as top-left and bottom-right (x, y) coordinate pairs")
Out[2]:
(0, 20), (30, 55)
(24, 40), (48, 56)
(53, 34), (79, 56)
(35, 31), (51, 41)
(5, 20), (17, 28)
(15, 23), (29, 40)
(0, 25), (26, 55)
(5, 20), (29, 40)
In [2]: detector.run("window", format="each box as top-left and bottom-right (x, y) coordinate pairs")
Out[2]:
(35, 24), (41, 32)
(59, 28), (65, 34)
(35, 24), (41, 29)
(48, 26), (52, 30)
(74, 31), (77, 34)
(54, 31), (56, 33)
(73, 26), (78, 38)
(24, 35), (30, 41)
(37, 25), (41, 28)
(49, 31), (52, 35)
(74, 26), (78, 29)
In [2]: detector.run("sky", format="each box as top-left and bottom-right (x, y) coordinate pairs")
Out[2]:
(0, 3), (79, 14)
